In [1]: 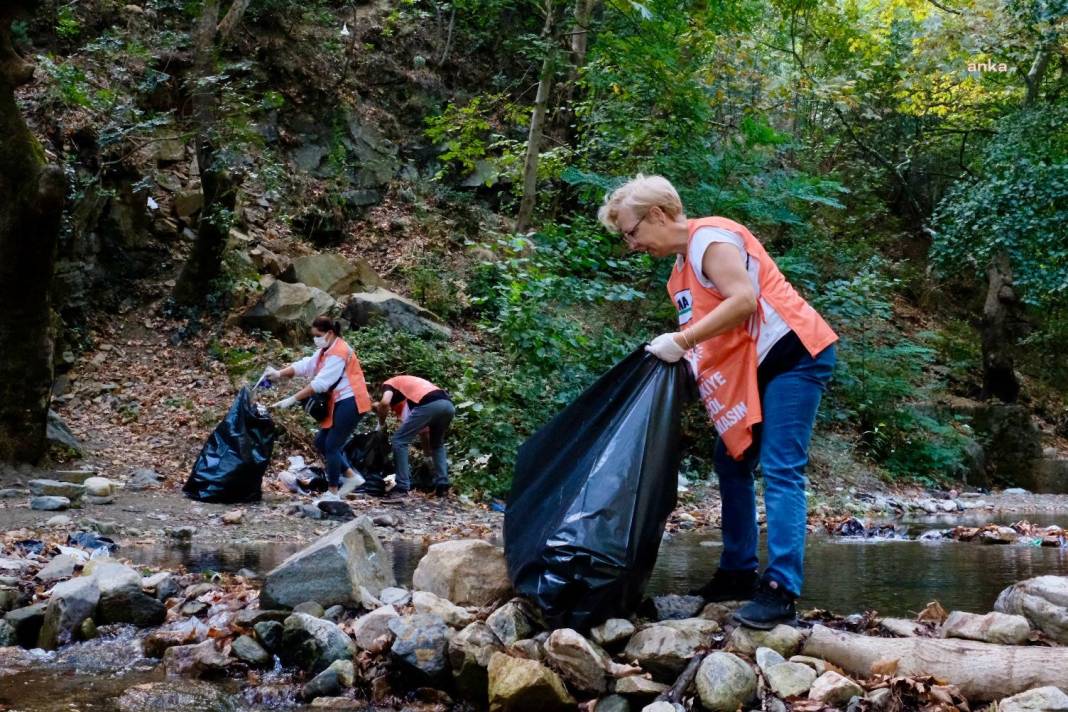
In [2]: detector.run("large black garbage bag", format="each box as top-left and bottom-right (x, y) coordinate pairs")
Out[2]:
(345, 428), (393, 495)
(183, 387), (276, 503)
(505, 348), (694, 631)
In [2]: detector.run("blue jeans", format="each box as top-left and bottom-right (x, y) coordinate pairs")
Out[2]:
(314, 397), (362, 487)
(715, 344), (836, 597)
(392, 399), (455, 489)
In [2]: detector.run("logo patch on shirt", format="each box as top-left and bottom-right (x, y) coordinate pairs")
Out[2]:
(673, 289), (693, 324)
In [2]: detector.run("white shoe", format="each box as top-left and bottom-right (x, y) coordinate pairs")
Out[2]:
(316, 491), (341, 504)
(338, 472), (365, 497)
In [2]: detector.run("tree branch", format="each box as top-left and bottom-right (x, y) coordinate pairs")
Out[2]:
(216, 0), (251, 43)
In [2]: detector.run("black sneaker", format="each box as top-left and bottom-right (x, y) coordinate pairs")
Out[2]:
(731, 577), (797, 630)
(434, 484), (451, 498)
(385, 487), (410, 499)
(691, 568), (759, 603)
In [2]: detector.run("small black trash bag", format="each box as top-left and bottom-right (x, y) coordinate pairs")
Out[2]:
(183, 387), (276, 503)
(345, 428), (393, 495)
(504, 347), (694, 631)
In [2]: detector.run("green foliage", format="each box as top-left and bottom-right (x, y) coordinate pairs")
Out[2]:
(55, 5), (83, 40)
(931, 105), (1068, 309)
(36, 55), (92, 107)
(424, 94), (513, 178)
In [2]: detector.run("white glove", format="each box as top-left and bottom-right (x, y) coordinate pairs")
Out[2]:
(271, 395), (298, 409)
(265, 366), (282, 379)
(645, 332), (686, 363)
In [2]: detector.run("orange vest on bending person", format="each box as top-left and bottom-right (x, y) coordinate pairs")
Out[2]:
(666, 217), (838, 460)
(383, 375), (443, 418)
(315, 337), (372, 428)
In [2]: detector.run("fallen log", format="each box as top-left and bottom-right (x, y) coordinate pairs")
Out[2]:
(803, 624), (1068, 701)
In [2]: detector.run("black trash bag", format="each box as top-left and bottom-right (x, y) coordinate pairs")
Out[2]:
(504, 348), (694, 631)
(345, 428), (393, 496)
(183, 387), (276, 503)
(300, 466), (329, 493)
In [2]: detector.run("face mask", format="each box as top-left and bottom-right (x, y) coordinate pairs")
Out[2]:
(313, 335), (328, 349)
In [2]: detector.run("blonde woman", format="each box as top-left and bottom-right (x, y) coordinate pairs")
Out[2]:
(598, 175), (837, 629)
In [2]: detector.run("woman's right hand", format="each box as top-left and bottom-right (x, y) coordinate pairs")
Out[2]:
(646, 332), (687, 362)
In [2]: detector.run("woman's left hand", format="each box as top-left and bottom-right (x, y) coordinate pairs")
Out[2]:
(646, 332), (687, 362)
(271, 395), (299, 409)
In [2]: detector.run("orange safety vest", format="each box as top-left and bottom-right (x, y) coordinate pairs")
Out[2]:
(383, 375), (442, 417)
(667, 217), (838, 460)
(315, 337), (372, 427)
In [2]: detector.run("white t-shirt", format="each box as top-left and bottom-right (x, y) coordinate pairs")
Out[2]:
(675, 227), (792, 363)
(291, 345), (354, 401)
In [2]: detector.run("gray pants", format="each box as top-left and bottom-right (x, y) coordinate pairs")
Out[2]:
(392, 399), (455, 489)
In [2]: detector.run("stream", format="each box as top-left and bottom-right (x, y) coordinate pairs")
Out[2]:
(4, 511), (1068, 710)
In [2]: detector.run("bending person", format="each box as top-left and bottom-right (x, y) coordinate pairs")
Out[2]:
(375, 375), (455, 498)
(598, 174), (837, 629)
(268, 315), (373, 500)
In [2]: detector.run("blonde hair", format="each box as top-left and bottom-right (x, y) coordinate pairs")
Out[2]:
(597, 174), (685, 233)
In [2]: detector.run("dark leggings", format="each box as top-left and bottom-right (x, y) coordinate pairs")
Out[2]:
(313, 397), (361, 487)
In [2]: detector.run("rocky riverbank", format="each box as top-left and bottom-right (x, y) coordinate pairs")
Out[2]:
(5, 510), (1068, 711)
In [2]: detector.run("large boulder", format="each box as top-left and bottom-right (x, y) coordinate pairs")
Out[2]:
(279, 613), (355, 674)
(242, 280), (337, 344)
(449, 621), (504, 703)
(623, 621), (713, 679)
(696, 652), (757, 712)
(543, 628), (609, 694)
(261, 516), (394, 609)
(38, 575), (100, 649)
(388, 613), (450, 685)
(342, 287), (451, 339)
(487, 651), (576, 712)
(28, 479), (85, 500)
(941, 610), (1030, 645)
(412, 540), (511, 607)
(280, 253), (384, 298)
(995, 576), (1068, 643)
(90, 562), (166, 627)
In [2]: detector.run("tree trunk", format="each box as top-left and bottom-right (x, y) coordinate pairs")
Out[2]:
(0, 1), (66, 463)
(803, 624), (1068, 702)
(514, 3), (558, 235)
(980, 251), (1022, 402)
(173, 0), (241, 306)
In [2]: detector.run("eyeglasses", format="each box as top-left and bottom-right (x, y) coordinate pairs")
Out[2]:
(622, 212), (649, 244)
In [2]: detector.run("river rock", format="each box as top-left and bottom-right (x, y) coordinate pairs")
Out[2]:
(487, 651), (576, 712)
(83, 477), (115, 497)
(998, 686), (1068, 712)
(808, 670), (863, 705)
(342, 287), (451, 339)
(126, 468), (163, 490)
(412, 539), (511, 606)
(254, 620), (283, 653)
(28, 479), (85, 499)
(38, 575), (100, 649)
(280, 253), (383, 298)
(591, 618), (635, 647)
(89, 562), (165, 626)
(981, 526), (1019, 545)
(650, 594), (705, 621)
(323, 605), (345, 622)
(487, 599), (536, 645)
(261, 516), (394, 609)
(162, 639), (231, 678)
(755, 646), (786, 672)
(294, 601), (326, 618)
(35, 554), (77, 583)
(510, 637), (544, 661)
(303, 659), (355, 700)
(726, 624), (804, 657)
(0, 620), (15, 646)
(995, 576), (1068, 643)
(623, 622), (709, 679)
(941, 610), (1030, 644)
(642, 703), (683, 712)
(31, 496), (70, 511)
(413, 589), (474, 627)
(0, 586), (24, 613)
(231, 635), (271, 667)
(280, 612), (355, 674)
(242, 280), (338, 344)
(351, 604), (398, 650)
(46, 514), (72, 527)
(880, 617), (923, 637)
(614, 675), (669, 698)
(695, 652), (757, 712)
(388, 613), (450, 685)
(790, 655), (829, 675)
(5, 603), (46, 647)
(764, 661), (817, 698)
(379, 586), (411, 606)
(544, 628), (609, 694)
(142, 572), (180, 601)
(595, 694), (631, 712)
(449, 621), (504, 702)
(115, 680), (235, 712)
